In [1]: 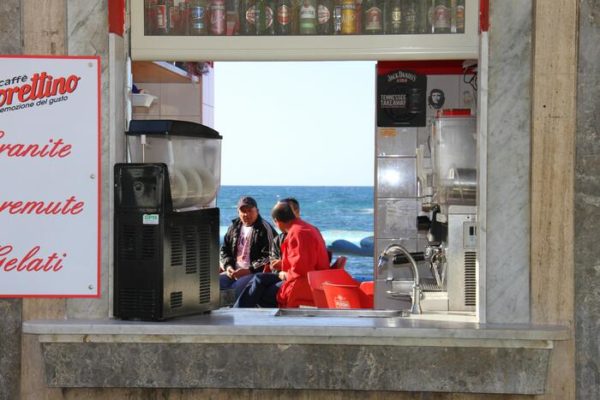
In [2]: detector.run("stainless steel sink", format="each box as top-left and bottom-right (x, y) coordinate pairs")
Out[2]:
(274, 308), (409, 318)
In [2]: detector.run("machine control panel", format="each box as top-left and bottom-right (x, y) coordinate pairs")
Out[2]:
(463, 220), (477, 249)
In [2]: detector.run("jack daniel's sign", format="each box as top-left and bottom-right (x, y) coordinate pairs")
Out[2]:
(377, 69), (426, 127)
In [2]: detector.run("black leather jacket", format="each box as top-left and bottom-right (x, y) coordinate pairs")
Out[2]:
(220, 215), (277, 273)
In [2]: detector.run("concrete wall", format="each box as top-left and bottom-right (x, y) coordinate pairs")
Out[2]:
(575, 0), (600, 398)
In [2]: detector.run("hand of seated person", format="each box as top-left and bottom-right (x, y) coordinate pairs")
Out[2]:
(270, 259), (282, 272)
(225, 266), (236, 279)
(278, 271), (287, 281)
(232, 268), (251, 280)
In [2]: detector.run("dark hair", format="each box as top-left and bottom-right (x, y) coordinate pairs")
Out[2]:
(280, 197), (300, 212)
(428, 89), (445, 109)
(271, 201), (296, 223)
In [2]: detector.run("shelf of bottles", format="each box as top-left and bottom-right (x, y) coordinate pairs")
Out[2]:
(131, 0), (479, 61)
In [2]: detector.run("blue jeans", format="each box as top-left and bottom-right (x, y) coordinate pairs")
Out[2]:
(233, 273), (282, 308)
(219, 273), (256, 299)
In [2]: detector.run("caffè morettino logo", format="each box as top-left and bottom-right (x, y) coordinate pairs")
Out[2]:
(0, 72), (81, 111)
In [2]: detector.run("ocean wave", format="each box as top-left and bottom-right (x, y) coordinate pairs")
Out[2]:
(319, 229), (372, 246)
(219, 226), (372, 247)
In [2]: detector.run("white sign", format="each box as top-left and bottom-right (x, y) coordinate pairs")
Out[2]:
(0, 55), (100, 297)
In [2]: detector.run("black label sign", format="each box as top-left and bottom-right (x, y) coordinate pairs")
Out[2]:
(377, 69), (426, 127)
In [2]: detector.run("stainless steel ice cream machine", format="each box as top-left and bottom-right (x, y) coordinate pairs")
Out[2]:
(377, 110), (477, 313)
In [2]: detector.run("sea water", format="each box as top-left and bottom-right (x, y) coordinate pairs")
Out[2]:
(217, 185), (374, 281)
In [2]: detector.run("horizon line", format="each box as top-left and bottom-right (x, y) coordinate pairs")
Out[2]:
(221, 184), (374, 188)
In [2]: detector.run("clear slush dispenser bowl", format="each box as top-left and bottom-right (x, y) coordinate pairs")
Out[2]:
(126, 120), (222, 210)
(431, 113), (477, 206)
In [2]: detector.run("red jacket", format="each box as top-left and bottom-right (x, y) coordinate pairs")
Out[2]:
(276, 219), (330, 308)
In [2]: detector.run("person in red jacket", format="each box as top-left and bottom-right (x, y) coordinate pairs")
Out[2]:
(234, 200), (330, 308)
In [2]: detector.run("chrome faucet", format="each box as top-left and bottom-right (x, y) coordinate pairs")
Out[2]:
(377, 243), (422, 314)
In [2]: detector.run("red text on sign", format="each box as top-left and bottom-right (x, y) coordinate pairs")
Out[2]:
(0, 130), (72, 158)
(0, 244), (65, 272)
(0, 72), (81, 107)
(0, 195), (84, 215)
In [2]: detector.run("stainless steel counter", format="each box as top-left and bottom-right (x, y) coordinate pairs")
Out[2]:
(23, 308), (567, 347)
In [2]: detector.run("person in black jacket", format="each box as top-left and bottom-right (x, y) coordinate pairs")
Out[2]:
(219, 196), (277, 297)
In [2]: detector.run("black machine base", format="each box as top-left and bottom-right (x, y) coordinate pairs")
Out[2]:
(113, 163), (220, 321)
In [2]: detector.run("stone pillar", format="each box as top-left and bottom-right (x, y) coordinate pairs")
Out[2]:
(530, 0), (577, 398)
(576, 1), (600, 399)
(0, 0), (21, 54)
(0, 300), (21, 400)
(0, 3), (23, 399)
(64, 0), (112, 321)
(483, 0), (532, 323)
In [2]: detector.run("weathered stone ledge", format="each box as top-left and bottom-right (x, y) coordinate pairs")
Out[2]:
(23, 309), (568, 394)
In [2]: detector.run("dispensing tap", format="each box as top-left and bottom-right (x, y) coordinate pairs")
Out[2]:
(377, 243), (422, 314)
(425, 244), (447, 288)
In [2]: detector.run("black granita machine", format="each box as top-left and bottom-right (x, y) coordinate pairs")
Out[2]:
(114, 120), (222, 320)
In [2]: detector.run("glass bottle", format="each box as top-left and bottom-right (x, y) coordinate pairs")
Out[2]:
(341, 0), (356, 34)
(179, 0), (190, 35)
(299, 0), (317, 34)
(154, 0), (170, 35)
(432, 0), (451, 33)
(290, 0), (300, 34)
(332, 0), (342, 34)
(403, 0), (417, 34)
(239, 0), (256, 34)
(455, 0), (465, 33)
(190, 0), (208, 35)
(275, 0), (292, 34)
(168, 0), (180, 35)
(210, 0), (226, 34)
(355, 0), (362, 34)
(267, 0), (276, 34)
(317, 0), (333, 35)
(225, 0), (239, 35)
(363, 0), (383, 35)
(255, 0), (275, 34)
(145, 0), (157, 35)
(417, 0), (431, 33)
(385, 0), (402, 34)
(255, 0), (267, 34)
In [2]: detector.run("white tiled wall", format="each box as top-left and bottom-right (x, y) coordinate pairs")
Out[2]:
(377, 127), (417, 157)
(376, 157), (417, 198)
(132, 79), (210, 126)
